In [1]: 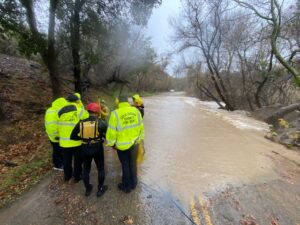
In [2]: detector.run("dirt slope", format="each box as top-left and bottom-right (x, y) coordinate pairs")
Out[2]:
(0, 53), (52, 207)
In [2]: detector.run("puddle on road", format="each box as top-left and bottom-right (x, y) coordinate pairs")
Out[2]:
(140, 94), (284, 208)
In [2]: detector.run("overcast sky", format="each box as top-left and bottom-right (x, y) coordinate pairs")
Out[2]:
(145, 0), (182, 74)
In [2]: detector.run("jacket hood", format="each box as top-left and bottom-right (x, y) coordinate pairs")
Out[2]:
(75, 93), (81, 100)
(132, 94), (143, 106)
(52, 97), (67, 109)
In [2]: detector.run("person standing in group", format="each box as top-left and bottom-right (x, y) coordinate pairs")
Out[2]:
(45, 97), (67, 171)
(70, 102), (108, 197)
(58, 94), (88, 182)
(132, 94), (144, 118)
(75, 92), (89, 119)
(132, 94), (146, 164)
(106, 95), (144, 193)
(99, 99), (110, 121)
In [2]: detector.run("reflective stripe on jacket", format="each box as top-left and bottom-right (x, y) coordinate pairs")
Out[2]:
(58, 102), (88, 148)
(106, 102), (144, 151)
(44, 97), (67, 142)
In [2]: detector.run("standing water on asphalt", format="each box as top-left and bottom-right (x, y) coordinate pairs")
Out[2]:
(140, 93), (284, 208)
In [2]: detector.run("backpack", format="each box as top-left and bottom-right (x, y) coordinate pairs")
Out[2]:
(80, 120), (100, 144)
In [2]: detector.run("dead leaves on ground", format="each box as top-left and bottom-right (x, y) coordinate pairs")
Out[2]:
(122, 215), (134, 225)
(0, 119), (50, 208)
(270, 217), (281, 225)
(240, 215), (258, 225)
(0, 119), (48, 171)
(49, 176), (98, 225)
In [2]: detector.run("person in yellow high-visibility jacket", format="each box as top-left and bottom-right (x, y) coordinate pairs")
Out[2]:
(132, 94), (144, 118)
(45, 97), (67, 171)
(58, 93), (89, 182)
(75, 92), (89, 119)
(106, 95), (144, 193)
(100, 99), (110, 120)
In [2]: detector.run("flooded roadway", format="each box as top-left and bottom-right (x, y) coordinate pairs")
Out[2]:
(140, 93), (300, 224)
(143, 94), (276, 198)
(1, 93), (300, 225)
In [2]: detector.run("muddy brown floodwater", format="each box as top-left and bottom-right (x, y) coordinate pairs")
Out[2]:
(1, 93), (300, 225)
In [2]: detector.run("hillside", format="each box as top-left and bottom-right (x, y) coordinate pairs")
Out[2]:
(0, 53), (54, 206)
(0, 53), (122, 207)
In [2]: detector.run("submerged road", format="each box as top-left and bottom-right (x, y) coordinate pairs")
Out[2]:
(1, 93), (300, 225)
(142, 93), (300, 225)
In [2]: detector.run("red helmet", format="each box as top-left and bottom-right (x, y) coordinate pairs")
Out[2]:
(86, 102), (101, 113)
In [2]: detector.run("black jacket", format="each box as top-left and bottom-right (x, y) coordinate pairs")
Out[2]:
(136, 104), (144, 118)
(70, 115), (107, 155)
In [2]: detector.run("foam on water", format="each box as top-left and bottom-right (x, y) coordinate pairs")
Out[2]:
(185, 98), (268, 131)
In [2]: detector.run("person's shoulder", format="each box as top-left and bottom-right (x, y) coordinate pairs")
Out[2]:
(98, 119), (107, 131)
(58, 104), (77, 117)
(81, 117), (91, 122)
(111, 109), (118, 114)
(45, 107), (53, 113)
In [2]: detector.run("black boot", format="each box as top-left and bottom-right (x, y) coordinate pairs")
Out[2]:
(85, 184), (93, 197)
(96, 185), (108, 198)
(118, 183), (131, 193)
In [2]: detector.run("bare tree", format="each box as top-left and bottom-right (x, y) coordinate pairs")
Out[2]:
(172, 0), (236, 110)
(233, 0), (300, 85)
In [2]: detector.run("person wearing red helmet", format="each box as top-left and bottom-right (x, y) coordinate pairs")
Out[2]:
(70, 102), (108, 197)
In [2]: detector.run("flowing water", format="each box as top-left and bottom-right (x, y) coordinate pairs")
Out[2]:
(140, 93), (289, 208)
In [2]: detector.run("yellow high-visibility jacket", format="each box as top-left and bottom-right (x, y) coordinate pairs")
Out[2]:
(75, 92), (89, 119)
(106, 102), (144, 150)
(45, 98), (67, 142)
(58, 102), (89, 148)
(100, 104), (110, 120)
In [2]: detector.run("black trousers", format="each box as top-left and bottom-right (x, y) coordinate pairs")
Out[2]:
(62, 146), (82, 181)
(50, 141), (63, 168)
(117, 144), (138, 190)
(82, 149), (105, 189)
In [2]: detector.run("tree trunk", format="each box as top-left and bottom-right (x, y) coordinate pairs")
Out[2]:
(0, 100), (4, 121)
(254, 76), (268, 108)
(71, 0), (85, 94)
(206, 58), (235, 110)
(266, 103), (300, 125)
(196, 72), (225, 109)
(246, 95), (254, 111)
(20, 0), (61, 99)
(254, 51), (273, 108)
(269, 0), (300, 85)
(238, 52), (255, 111)
(136, 72), (144, 92)
(47, 0), (61, 99)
